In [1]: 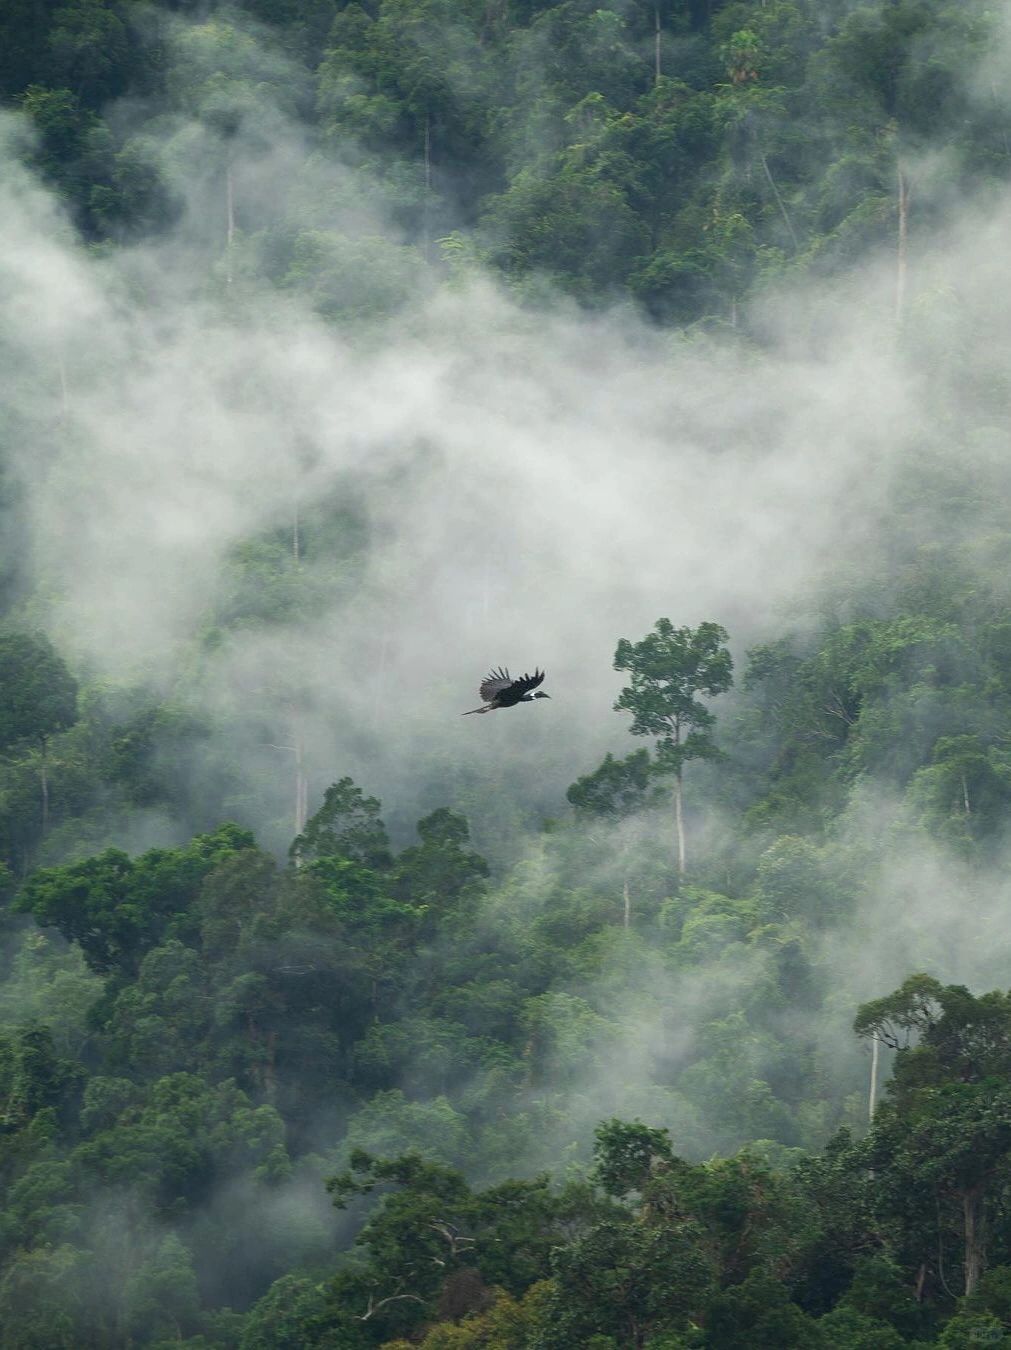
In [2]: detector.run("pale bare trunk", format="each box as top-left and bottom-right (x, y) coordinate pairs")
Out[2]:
(759, 149), (798, 252)
(964, 1186), (985, 1297)
(294, 728), (308, 839)
(623, 875), (631, 929)
(869, 1036), (879, 1120)
(961, 772), (971, 817)
(896, 164), (910, 326)
(671, 720), (686, 878)
(674, 770), (685, 878)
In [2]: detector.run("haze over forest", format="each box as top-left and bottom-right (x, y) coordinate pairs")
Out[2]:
(4, 1), (1011, 1345)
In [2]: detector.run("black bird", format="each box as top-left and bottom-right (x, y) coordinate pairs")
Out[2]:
(462, 667), (550, 715)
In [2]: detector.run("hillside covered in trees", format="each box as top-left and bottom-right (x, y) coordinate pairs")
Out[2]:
(4, 0), (1011, 1346)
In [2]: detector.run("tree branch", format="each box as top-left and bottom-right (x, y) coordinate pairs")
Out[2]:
(359, 1289), (426, 1321)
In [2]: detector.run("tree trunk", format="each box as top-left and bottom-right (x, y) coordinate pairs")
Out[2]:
(294, 727), (308, 839)
(868, 1036), (879, 1120)
(961, 772), (971, 817)
(674, 768), (686, 878)
(963, 1185), (986, 1297)
(39, 737), (49, 834)
(670, 720), (686, 878)
(623, 875), (631, 929)
(896, 163), (910, 326)
(758, 148), (798, 252)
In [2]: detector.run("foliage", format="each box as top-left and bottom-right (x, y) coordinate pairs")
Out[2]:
(4, 1), (1011, 1345)
(0, 630), (77, 752)
(612, 617), (732, 871)
(291, 776), (392, 869)
(17, 825), (255, 976)
(613, 619), (733, 769)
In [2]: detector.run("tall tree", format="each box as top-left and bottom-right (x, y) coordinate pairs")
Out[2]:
(856, 976), (1011, 1299)
(567, 748), (664, 926)
(0, 630), (77, 836)
(613, 618), (732, 877)
(290, 776), (391, 869)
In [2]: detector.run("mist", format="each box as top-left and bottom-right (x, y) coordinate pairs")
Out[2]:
(5, 2), (1011, 1341)
(0, 89), (947, 856)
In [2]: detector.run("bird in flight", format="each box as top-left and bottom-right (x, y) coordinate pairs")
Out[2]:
(462, 667), (551, 715)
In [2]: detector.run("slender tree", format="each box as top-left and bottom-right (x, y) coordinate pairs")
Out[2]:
(567, 748), (662, 926)
(0, 630), (77, 836)
(613, 619), (732, 877)
(856, 976), (1011, 1298)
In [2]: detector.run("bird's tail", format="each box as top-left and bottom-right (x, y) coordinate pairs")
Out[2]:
(462, 706), (490, 716)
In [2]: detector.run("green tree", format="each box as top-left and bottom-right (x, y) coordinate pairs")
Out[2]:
(480, 163), (651, 301)
(121, 1233), (202, 1343)
(591, 1117), (674, 1198)
(567, 749), (668, 926)
(0, 1243), (98, 1350)
(240, 1273), (348, 1350)
(537, 1214), (715, 1347)
(0, 0), (59, 99)
(519, 991), (609, 1087)
(907, 734), (1011, 854)
(166, 13), (299, 282)
(703, 1270), (824, 1348)
(316, 0), (498, 250)
(566, 749), (660, 821)
(613, 618), (732, 876)
(0, 1022), (83, 1140)
(327, 1148), (607, 1339)
(71, 1072), (289, 1214)
(17, 824), (254, 976)
(290, 776), (391, 869)
(393, 808), (488, 933)
(856, 976), (1011, 1297)
(0, 630), (77, 836)
(45, 0), (138, 108)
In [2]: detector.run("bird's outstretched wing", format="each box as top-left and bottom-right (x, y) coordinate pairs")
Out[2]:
(507, 668), (545, 698)
(479, 667), (514, 702)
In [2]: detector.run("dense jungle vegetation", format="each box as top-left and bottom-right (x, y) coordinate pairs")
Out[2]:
(4, 0), (1011, 1346)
